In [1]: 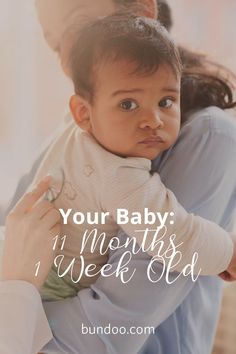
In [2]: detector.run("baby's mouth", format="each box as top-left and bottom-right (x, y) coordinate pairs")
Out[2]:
(139, 136), (164, 144)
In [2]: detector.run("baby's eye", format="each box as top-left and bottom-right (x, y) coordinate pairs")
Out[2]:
(119, 100), (138, 111)
(159, 98), (174, 108)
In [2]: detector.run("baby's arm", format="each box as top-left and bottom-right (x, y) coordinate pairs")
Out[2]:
(103, 159), (233, 276)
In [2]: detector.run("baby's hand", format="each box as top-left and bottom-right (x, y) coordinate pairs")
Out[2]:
(219, 233), (236, 282)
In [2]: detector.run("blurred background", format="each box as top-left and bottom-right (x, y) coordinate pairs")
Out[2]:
(0, 1), (236, 352)
(1, 0), (236, 208)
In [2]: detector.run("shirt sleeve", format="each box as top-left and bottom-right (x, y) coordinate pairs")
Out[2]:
(0, 280), (52, 354)
(102, 149), (233, 276)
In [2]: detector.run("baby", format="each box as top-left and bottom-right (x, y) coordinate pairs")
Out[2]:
(31, 13), (235, 300)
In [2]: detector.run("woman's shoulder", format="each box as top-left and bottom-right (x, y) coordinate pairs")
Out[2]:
(183, 106), (236, 141)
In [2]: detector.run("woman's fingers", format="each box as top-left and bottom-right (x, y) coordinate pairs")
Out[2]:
(41, 208), (62, 230)
(12, 176), (51, 215)
(30, 199), (54, 220)
(49, 223), (61, 239)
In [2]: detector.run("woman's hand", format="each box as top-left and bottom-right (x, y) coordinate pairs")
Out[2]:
(1, 176), (61, 289)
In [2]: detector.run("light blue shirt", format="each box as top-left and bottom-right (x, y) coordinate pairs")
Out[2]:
(4, 106), (236, 353)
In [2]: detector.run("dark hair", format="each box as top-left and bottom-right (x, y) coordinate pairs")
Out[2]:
(70, 13), (181, 102)
(112, 0), (173, 30)
(156, 0), (173, 31)
(155, 0), (236, 121)
(113, 0), (236, 122)
(179, 47), (236, 122)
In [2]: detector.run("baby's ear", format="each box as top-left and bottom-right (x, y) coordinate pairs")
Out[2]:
(69, 95), (91, 131)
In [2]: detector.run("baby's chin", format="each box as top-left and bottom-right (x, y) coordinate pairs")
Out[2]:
(140, 147), (165, 160)
(142, 152), (162, 161)
(126, 150), (162, 161)
(108, 146), (164, 160)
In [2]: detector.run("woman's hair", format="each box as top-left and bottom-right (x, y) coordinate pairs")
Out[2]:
(112, 0), (173, 30)
(157, 0), (236, 122)
(179, 47), (236, 122)
(69, 13), (181, 102)
(156, 0), (173, 31)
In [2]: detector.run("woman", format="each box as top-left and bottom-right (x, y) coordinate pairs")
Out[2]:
(3, 0), (236, 353)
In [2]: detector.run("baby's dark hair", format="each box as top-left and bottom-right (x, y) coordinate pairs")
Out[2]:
(69, 13), (181, 102)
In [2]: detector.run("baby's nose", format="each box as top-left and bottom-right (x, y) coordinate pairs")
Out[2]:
(139, 112), (164, 129)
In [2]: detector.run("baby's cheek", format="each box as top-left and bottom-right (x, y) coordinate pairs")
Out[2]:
(172, 121), (181, 138)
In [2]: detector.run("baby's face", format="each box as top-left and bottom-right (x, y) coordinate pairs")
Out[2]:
(86, 60), (180, 160)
